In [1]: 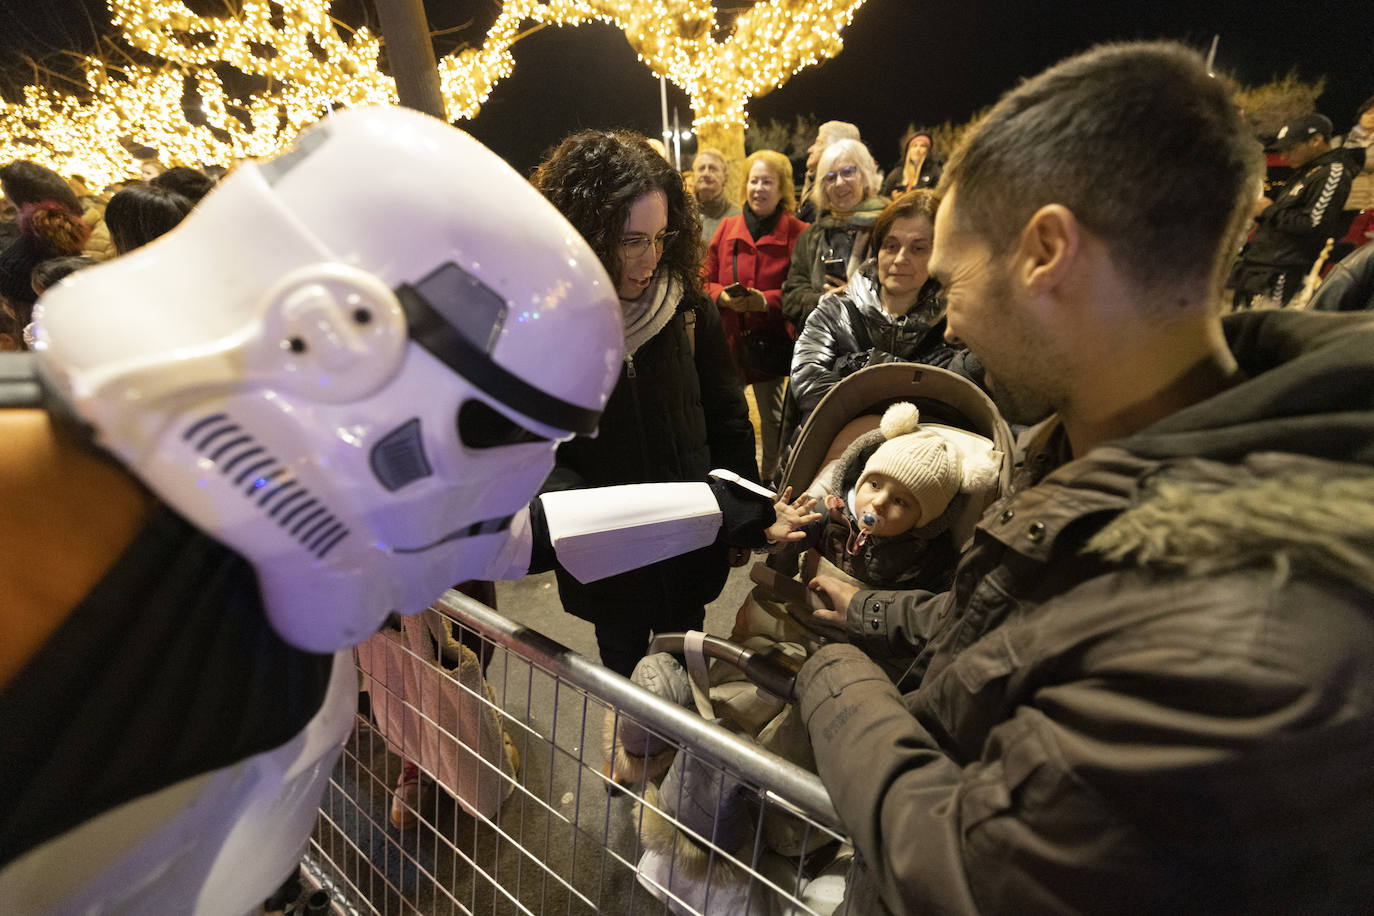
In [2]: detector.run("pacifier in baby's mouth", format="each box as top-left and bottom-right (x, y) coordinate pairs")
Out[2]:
(846, 511), (882, 555)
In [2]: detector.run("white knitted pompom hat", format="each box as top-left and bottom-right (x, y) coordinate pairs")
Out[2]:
(856, 403), (961, 526)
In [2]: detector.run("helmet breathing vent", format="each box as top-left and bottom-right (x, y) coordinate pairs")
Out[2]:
(371, 417), (432, 491)
(183, 412), (350, 560)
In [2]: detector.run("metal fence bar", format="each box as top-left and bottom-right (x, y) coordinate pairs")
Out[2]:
(433, 590), (842, 832)
(303, 588), (856, 916)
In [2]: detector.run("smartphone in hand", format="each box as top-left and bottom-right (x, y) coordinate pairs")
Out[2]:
(724, 282), (749, 298)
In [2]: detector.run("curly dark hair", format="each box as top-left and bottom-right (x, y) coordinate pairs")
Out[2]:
(530, 129), (703, 297)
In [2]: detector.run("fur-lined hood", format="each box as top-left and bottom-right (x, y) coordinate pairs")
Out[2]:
(1087, 453), (1374, 594)
(1059, 310), (1374, 591)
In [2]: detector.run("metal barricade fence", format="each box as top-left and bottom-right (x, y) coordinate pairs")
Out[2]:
(302, 589), (859, 916)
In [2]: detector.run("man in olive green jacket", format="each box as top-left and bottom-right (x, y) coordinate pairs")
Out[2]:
(798, 42), (1374, 915)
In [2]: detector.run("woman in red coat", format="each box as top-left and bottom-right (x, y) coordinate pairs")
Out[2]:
(703, 149), (808, 482)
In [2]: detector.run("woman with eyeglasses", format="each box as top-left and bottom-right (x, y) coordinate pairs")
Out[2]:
(703, 149), (809, 482)
(531, 129), (758, 678)
(781, 138), (887, 332)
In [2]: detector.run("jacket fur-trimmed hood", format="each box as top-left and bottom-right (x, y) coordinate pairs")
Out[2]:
(1080, 310), (1374, 593)
(1086, 454), (1374, 594)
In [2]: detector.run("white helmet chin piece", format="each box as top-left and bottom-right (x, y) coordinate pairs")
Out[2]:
(32, 106), (624, 652)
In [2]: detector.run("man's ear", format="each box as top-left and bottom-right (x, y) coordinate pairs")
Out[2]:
(1013, 204), (1079, 294)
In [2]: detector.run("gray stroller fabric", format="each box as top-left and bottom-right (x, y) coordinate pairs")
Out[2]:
(619, 652), (694, 758)
(658, 726), (755, 855)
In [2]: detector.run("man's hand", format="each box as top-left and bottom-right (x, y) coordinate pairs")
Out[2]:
(764, 486), (821, 546)
(808, 574), (859, 626)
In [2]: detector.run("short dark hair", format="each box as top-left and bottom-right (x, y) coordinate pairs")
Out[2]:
(31, 255), (97, 294)
(105, 184), (193, 255)
(530, 130), (703, 295)
(0, 160), (82, 214)
(872, 189), (938, 252)
(940, 41), (1261, 301)
(151, 166), (215, 204)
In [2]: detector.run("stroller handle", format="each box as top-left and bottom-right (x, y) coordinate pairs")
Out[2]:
(647, 632), (803, 703)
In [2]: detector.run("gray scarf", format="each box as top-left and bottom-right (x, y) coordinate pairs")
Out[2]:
(621, 271), (682, 358)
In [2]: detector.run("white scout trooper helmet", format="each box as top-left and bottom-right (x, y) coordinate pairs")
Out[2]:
(31, 106), (623, 652)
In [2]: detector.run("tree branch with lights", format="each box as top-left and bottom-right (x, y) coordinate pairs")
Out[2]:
(0, 0), (871, 191)
(477, 0), (871, 198)
(0, 1), (396, 186)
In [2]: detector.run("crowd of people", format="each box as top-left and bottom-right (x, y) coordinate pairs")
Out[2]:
(0, 161), (207, 348)
(3, 40), (1374, 914)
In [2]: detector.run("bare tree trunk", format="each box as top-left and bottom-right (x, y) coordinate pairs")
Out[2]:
(373, 0), (446, 120)
(695, 111), (747, 206)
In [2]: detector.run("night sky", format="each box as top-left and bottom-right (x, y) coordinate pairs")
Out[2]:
(0, 0), (1367, 176)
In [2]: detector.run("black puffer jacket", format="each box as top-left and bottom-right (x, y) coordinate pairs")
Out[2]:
(790, 263), (983, 421)
(542, 291), (757, 624)
(879, 159), (942, 197)
(1243, 147), (1359, 269)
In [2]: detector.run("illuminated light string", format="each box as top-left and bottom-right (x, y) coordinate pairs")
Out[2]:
(1, 0), (868, 188)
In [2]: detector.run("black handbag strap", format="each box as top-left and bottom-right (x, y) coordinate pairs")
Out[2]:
(842, 298), (874, 352)
(731, 238), (740, 284)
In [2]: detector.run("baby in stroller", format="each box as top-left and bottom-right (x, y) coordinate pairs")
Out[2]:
(607, 365), (1011, 913)
(795, 399), (999, 594)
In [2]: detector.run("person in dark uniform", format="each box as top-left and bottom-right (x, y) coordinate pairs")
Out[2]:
(1233, 113), (1358, 307)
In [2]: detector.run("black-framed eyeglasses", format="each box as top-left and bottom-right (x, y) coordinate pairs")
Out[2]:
(822, 164), (859, 186)
(621, 230), (678, 259)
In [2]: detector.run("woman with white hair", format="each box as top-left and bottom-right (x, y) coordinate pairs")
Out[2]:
(781, 138), (885, 331)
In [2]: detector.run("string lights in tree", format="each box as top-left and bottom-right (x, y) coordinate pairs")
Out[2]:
(466, 0), (872, 192)
(0, 0), (869, 189)
(1, 1), (400, 187)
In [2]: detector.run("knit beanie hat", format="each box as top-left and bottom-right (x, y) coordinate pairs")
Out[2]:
(857, 403), (960, 526)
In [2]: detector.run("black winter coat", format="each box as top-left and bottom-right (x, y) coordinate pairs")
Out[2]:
(879, 159), (942, 197)
(541, 291), (758, 625)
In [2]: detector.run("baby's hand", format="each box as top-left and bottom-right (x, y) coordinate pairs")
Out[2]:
(764, 487), (821, 546)
(824, 495), (846, 523)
